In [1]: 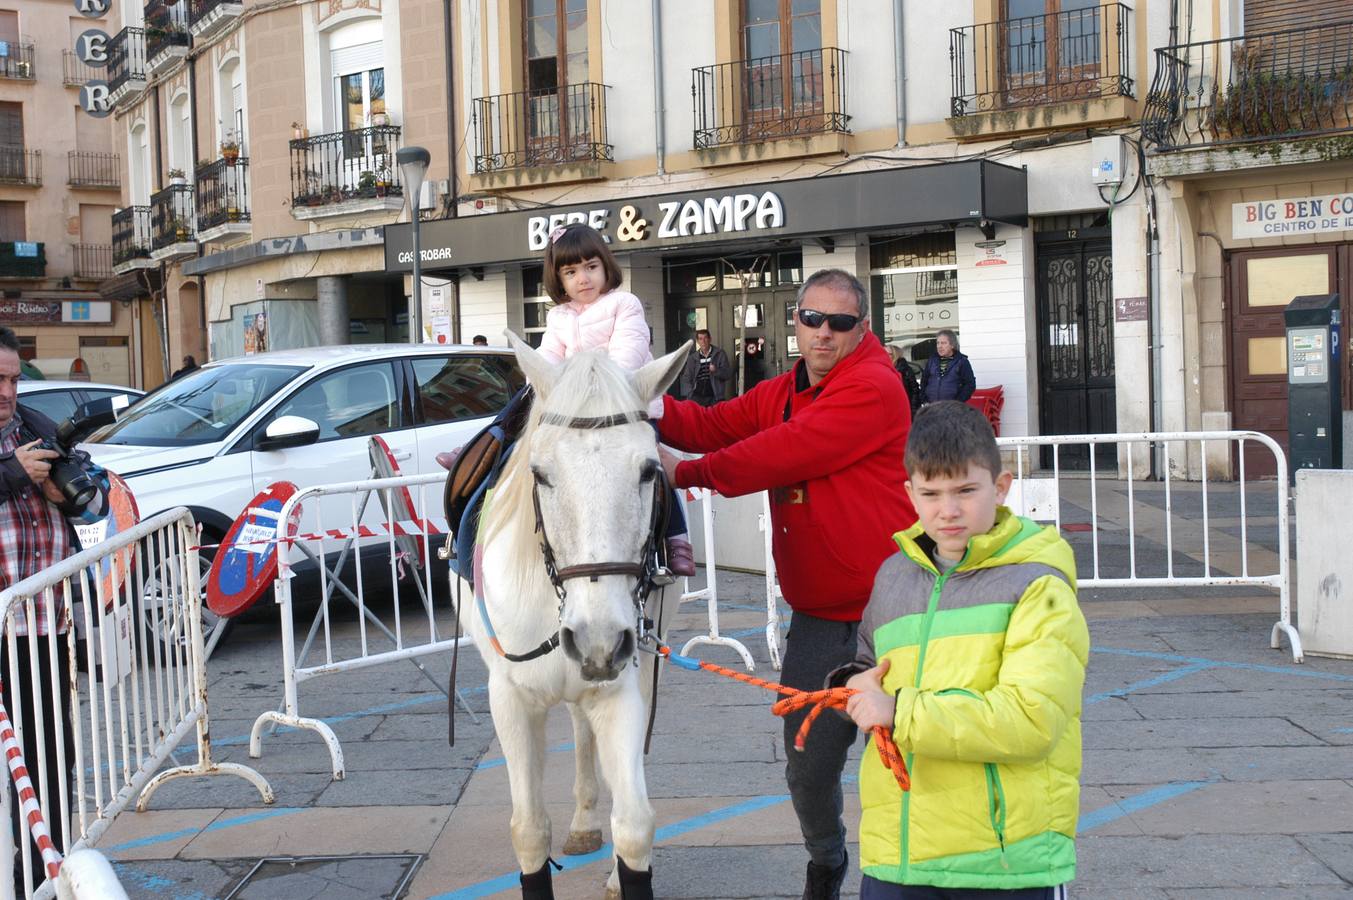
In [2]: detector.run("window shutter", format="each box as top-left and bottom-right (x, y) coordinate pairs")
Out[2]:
(1245, 0), (1349, 33)
(330, 41), (383, 75)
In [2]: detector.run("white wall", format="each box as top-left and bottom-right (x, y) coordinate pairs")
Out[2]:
(659, 0), (715, 158)
(841, 0), (900, 136)
(601, 0), (658, 163)
(902, 0), (965, 127)
(459, 269), (513, 345)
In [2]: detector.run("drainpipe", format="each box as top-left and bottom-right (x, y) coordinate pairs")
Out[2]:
(893, 0), (906, 146)
(442, 0), (462, 343)
(652, 0), (666, 174)
(1147, 183), (1163, 477)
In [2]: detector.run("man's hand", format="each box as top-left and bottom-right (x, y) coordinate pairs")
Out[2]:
(658, 446), (681, 486)
(845, 658), (894, 732)
(15, 440), (59, 486)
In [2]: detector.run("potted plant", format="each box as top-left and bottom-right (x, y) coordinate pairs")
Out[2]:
(370, 111), (389, 128)
(291, 121), (309, 141)
(167, 217), (190, 241)
(374, 166), (392, 198)
(358, 170), (377, 195)
(226, 206), (241, 222)
(220, 127), (241, 166)
(167, 167), (186, 185)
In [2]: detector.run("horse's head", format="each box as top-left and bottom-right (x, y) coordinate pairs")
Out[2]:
(507, 332), (690, 682)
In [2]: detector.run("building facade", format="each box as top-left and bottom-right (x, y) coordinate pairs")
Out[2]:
(0, 0), (133, 385)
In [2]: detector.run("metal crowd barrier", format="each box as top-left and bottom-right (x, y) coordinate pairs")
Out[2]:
(0, 507), (272, 899)
(678, 487), (755, 670)
(997, 430), (1298, 661)
(249, 473), (478, 781)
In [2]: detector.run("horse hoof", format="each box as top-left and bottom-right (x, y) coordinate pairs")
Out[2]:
(563, 829), (604, 855)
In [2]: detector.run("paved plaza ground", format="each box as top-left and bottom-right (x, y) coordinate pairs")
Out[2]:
(86, 479), (1353, 898)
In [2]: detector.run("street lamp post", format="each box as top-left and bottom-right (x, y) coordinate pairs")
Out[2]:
(396, 146), (431, 344)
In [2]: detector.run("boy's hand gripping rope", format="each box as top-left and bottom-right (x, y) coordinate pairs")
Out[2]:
(656, 645), (909, 792)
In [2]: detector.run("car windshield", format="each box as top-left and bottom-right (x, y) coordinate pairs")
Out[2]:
(88, 364), (303, 447)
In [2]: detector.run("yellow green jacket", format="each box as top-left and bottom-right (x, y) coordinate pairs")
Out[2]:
(850, 508), (1089, 889)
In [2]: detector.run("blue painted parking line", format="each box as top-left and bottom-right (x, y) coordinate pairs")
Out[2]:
(111, 862), (217, 900)
(1080, 780), (1212, 831)
(1085, 663), (1213, 705)
(105, 807), (307, 854)
(1091, 646), (1353, 683)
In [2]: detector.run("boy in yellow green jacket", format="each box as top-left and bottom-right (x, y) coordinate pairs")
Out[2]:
(835, 400), (1089, 899)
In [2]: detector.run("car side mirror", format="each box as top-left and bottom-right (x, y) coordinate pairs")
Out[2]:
(257, 415), (320, 451)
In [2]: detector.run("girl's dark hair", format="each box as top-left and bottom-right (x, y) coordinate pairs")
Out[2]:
(541, 223), (623, 303)
(904, 400), (1003, 480)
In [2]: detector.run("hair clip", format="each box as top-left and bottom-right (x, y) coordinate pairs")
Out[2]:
(549, 225), (568, 245)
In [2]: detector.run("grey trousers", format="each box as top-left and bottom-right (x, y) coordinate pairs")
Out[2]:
(780, 611), (861, 870)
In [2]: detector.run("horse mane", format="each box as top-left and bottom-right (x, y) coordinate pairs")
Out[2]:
(479, 351), (652, 603)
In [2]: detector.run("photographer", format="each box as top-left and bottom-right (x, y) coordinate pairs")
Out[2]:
(0, 326), (107, 895)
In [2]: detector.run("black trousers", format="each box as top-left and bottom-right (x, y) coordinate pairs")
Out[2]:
(2, 633), (74, 895)
(862, 878), (1066, 899)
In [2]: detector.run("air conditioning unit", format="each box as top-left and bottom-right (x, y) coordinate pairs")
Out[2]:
(418, 180), (439, 211)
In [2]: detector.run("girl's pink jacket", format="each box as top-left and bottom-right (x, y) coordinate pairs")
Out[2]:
(538, 290), (663, 417)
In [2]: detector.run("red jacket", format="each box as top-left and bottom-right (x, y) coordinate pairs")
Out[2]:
(661, 331), (915, 621)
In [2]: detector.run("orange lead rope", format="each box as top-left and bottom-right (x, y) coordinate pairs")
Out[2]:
(657, 645), (910, 792)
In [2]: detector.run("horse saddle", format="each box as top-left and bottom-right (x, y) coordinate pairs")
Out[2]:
(442, 385), (533, 586)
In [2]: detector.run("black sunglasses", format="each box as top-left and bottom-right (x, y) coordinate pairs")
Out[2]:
(796, 308), (863, 332)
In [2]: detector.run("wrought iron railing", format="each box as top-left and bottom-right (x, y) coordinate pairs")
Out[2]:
(63, 50), (100, 86)
(1143, 19), (1353, 150)
(149, 184), (195, 251)
(0, 242), (45, 278)
(195, 157), (250, 230)
(69, 151), (121, 188)
(72, 243), (113, 280)
(0, 42), (35, 81)
(144, 0), (190, 63)
(112, 206), (153, 265)
(693, 48), (849, 148)
(473, 82), (612, 172)
(950, 3), (1133, 116)
(107, 28), (146, 95)
(289, 125), (402, 208)
(0, 149), (40, 186)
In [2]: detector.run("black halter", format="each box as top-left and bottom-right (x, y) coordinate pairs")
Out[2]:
(499, 408), (670, 664)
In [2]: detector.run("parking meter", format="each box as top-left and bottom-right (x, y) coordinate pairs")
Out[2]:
(1284, 293), (1342, 481)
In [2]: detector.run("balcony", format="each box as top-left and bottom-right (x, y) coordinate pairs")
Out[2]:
(144, 1), (191, 77)
(692, 48), (850, 160)
(72, 243), (113, 281)
(0, 42), (35, 81)
(195, 157), (251, 243)
(0, 242), (45, 279)
(69, 151), (121, 189)
(289, 125), (403, 220)
(112, 207), (155, 274)
(948, 3), (1134, 140)
(149, 184), (196, 261)
(0, 149), (41, 187)
(188, 0), (244, 41)
(471, 82), (612, 185)
(1143, 19), (1353, 167)
(63, 50), (100, 87)
(107, 28), (147, 106)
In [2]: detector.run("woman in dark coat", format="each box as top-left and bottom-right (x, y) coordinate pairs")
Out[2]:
(919, 329), (976, 404)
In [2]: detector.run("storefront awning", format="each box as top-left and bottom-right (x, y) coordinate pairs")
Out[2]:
(384, 159), (1027, 274)
(98, 269), (160, 303)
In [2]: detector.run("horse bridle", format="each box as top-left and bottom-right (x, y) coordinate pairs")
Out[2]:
(486, 408), (670, 664)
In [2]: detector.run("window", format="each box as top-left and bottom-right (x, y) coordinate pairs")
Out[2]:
(129, 122), (150, 204)
(169, 92), (191, 174)
(0, 100), (22, 182)
(412, 356), (525, 424)
(869, 233), (959, 371)
(218, 57), (245, 155)
(522, 265), (550, 346)
(20, 390), (81, 424)
(742, 0), (822, 124)
(329, 20), (385, 132)
(0, 200), (23, 241)
(1001, 0), (1102, 100)
(524, 0), (589, 147)
(272, 362), (399, 441)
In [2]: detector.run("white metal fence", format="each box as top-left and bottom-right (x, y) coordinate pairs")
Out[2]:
(248, 473), (477, 780)
(0, 507), (272, 899)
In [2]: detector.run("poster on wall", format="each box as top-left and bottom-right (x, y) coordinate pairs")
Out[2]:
(243, 310), (268, 355)
(974, 240), (1008, 267)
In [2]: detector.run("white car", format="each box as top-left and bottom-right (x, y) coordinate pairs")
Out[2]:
(83, 344), (523, 544)
(17, 380), (145, 426)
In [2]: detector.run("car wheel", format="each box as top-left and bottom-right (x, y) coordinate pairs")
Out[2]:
(139, 537), (232, 662)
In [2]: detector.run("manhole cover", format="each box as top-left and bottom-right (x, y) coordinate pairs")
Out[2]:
(223, 854), (424, 900)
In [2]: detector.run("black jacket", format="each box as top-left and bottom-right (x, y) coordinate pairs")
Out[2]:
(677, 344), (732, 400)
(920, 351), (976, 404)
(0, 405), (104, 518)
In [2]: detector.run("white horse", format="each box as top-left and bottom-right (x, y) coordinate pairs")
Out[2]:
(467, 334), (689, 899)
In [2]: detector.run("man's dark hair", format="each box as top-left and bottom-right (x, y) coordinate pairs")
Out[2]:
(0, 326), (19, 354)
(472, 334), (488, 345)
(797, 268), (869, 318)
(541, 223), (623, 303)
(904, 400), (1003, 480)
(695, 329), (711, 339)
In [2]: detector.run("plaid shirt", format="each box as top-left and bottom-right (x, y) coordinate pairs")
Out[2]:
(0, 414), (76, 635)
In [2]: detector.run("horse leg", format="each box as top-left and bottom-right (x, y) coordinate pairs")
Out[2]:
(562, 701), (605, 855)
(589, 688), (656, 900)
(487, 676), (555, 890)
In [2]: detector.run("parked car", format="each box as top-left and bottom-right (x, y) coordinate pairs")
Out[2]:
(81, 344), (525, 649)
(17, 380), (145, 426)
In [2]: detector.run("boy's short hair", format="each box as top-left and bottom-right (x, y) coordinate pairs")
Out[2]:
(905, 400), (1003, 480)
(541, 224), (623, 303)
(0, 326), (19, 354)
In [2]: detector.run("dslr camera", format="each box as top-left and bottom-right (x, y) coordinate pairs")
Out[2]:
(21, 396), (125, 509)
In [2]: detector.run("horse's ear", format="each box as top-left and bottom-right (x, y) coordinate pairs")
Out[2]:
(504, 329), (557, 399)
(634, 341), (691, 404)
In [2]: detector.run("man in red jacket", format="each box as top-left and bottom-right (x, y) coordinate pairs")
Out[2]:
(659, 268), (916, 900)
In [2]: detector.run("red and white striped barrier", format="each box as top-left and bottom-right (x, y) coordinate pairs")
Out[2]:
(0, 693), (62, 883)
(192, 516), (452, 551)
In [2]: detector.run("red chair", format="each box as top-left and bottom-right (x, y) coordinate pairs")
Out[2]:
(966, 386), (1005, 437)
